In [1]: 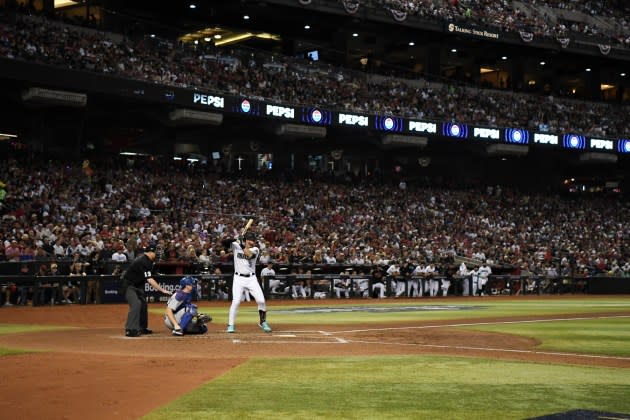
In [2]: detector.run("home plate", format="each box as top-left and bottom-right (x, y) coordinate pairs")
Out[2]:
(275, 334), (296, 337)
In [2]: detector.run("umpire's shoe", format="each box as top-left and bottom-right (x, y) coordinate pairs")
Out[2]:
(125, 329), (141, 337)
(142, 328), (153, 335)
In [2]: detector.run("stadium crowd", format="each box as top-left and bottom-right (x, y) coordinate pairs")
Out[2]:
(378, 0), (630, 46)
(1, 156), (629, 283)
(0, 7), (629, 138)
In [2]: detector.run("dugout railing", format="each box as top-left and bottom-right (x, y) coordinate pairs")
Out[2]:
(3, 272), (626, 307)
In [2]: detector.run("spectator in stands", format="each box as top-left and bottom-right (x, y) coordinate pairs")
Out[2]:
(111, 246), (127, 263)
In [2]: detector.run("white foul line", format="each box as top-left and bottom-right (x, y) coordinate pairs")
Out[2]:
(346, 339), (630, 362)
(330, 314), (630, 334)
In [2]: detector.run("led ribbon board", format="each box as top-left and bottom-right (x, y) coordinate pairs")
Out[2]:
(301, 107), (332, 125)
(442, 122), (468, 138)
(374, 116), (403, 132)
(504, 128), (530, 144)
(563, 134), (586, 149)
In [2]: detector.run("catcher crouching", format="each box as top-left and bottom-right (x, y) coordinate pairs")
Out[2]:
(164, 276), (212, 336)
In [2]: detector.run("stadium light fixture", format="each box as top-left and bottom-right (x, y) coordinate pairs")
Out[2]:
(304, 25), (310, 29)
(621, 73), (627, 77)
(0, 133), (18, 140)
(540, 61), (546, 66)
(451, 48), (457, 53)
(189, 4), (196, 9)
(243, 15), (250, 20)
(352, 33), (358, 37)
(501, 56), (507, 60)
(213, 32), (280, 47)
(54, 0), (78, 7)
(204, 37), (211, 42)
(409, 41), (415, 46)
(585, 68), (591, 72)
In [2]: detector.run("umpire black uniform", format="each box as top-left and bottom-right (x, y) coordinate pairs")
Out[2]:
(121, 244), (171, 337)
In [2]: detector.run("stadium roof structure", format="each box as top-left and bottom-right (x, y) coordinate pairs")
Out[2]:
(1, 0), (629, 191)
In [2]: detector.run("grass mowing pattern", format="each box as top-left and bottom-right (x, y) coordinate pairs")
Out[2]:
(143, 356), (630, 420)
(0, 324), (74, 354)
(0, 324), (75, 335)
(0, 347), (32, 356)
(460, 317), (630, 357)
(179, 298), (630, 325)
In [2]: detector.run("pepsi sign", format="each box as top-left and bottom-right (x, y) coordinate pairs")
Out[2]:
(617, 139), (630, 153)
(473, 127), (500, 140)
(232, 98), (261, 116)
(338, 113), (369, 127)
(533, 133), (558, 145)
(300, 107), (332, 125)
(563, 134), (586, 150)
(505, 128), (530, 144)
(409, 121), (437, 134)
(192, 93), (225, 109)
(375, 116), (403, 132)
(442, 122), (468, 138)
(266, 104), (295, 119)
(589, 138), (614, 150)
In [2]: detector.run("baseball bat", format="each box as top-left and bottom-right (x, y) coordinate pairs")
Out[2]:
(241, 218), (254, 236)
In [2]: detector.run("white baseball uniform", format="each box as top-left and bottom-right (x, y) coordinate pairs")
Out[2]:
(425, 264), (439, 297)
(228, 240), (266, 326)
(261, 266), (278, 292)
(477, 264), (492, 296)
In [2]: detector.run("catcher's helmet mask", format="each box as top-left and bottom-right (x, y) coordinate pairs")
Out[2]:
(179, 276), (196, 289)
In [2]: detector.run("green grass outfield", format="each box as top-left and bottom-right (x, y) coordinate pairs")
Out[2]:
(186, 296), (630, 325)
(144, 356), (630, 420)
(142, 297), (630, 419)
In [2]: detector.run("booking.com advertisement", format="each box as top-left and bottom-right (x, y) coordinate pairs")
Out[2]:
(100, 278), (182, 304)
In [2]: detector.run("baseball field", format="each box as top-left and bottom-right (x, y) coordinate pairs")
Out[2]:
(0, 295), (629, 419)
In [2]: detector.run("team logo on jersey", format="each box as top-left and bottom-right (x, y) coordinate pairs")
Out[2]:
(237, 252), (256, 260)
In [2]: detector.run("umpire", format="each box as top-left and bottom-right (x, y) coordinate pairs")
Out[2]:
(121, 244), (172, 337)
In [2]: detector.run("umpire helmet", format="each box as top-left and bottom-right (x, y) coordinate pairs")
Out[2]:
(244, 232), (256, 241)
(179, 276), (196, 288)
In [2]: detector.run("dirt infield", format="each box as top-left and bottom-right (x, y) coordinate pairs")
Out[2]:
(0, 298), (629, 419)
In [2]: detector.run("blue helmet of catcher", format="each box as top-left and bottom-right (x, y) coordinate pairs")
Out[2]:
(179, 276), (196, 289)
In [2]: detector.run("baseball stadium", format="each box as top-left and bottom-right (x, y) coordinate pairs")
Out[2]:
(1, 0), (630, 419)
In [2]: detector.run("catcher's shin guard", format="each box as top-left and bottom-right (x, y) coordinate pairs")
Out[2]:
(179, 312), (194, 330)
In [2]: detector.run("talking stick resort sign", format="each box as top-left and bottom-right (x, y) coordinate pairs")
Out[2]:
(447, 23), (500, 40)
